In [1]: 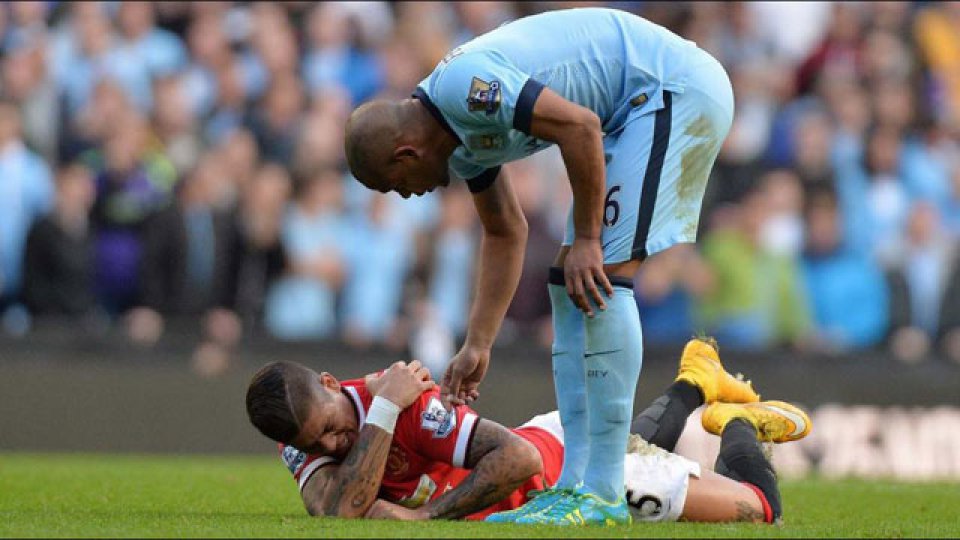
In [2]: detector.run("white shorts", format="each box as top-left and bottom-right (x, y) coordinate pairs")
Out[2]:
(519, 411), (701, 522)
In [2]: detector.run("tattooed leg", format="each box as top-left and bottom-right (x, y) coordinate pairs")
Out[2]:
(677, 469), (767, 523)
(714, 419), (780, 523)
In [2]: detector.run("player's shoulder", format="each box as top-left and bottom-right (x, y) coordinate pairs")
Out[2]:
(397, 385), (462, 439)
(425, 47), (510, 99)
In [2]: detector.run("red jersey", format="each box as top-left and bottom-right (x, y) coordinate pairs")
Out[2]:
(278, 378), (563, 520)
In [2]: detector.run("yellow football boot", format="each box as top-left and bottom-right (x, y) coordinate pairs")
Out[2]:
(701, 400), (812, 443)
(675, 337), (760, 404)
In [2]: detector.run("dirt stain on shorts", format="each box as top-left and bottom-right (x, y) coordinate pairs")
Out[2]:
(676, 113), (720, 238)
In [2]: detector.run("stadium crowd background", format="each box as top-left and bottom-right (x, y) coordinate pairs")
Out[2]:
(2, 1), (960, 373)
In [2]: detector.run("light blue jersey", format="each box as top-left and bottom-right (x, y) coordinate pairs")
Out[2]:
(415, 7), (700, 189)
(415, 7), (733, 263)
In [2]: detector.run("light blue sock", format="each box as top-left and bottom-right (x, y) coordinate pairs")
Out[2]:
(548, 281), (587, 490)
(582, 286), (643, 501)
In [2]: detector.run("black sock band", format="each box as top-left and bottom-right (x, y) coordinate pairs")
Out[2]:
(715, 419), (782, 522)
(548, 266), (634, 289)
(630, 381), (704, 451)
(671, 380), (705, 410)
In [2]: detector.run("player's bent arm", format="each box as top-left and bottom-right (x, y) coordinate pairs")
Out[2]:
(527, 87), (605, 241)
(419, 419), (542, 520)
(464, 169), (528, 351)
(299, 424), (394, 518)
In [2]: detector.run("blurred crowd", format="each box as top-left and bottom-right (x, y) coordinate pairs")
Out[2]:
(2, 1), (960, 372)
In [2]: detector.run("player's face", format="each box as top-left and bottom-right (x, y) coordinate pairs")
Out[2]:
(382, 153), (451, 199)
(291, 389), (359, 460)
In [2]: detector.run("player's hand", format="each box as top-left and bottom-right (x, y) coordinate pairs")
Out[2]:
(363, 370), (385, 396)
(365, 499), (429, 520)
(441, 346), (489, 409)
(372, 360), (434, 409)
(564, 237), (613, 317)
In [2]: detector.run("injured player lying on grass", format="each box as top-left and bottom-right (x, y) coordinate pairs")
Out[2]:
(245, 338), (810, 525)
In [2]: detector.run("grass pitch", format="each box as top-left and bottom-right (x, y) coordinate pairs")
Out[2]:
(1, 453), (958, 538)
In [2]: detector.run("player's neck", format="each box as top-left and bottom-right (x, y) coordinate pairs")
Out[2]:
(406, 99), (459, 159)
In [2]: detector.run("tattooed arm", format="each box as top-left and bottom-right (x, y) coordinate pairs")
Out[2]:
(419, 419), (543, 520)
(300, 425), (393, 518)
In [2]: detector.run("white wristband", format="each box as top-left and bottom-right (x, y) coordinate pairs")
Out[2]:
(365, 396), (401, 434)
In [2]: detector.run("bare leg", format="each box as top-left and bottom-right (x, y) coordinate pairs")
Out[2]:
(680, 469), (765, 523)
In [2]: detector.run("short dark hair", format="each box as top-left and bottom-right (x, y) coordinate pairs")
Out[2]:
(245, 361), (318, 444)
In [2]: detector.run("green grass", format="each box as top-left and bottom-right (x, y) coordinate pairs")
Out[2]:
(0, 453), (958, 538)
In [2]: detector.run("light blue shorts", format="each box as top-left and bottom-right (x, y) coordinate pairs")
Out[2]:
(563, 48), (734, 263)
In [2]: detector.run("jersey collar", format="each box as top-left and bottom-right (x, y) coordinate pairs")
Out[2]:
(343, 385), (366, 426)
(412, 87), (463, 146)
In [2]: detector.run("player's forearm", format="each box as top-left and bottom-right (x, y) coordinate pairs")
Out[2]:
(310, 425), (393, 518)
(463, 226), (527, 350)
(556, 115), (605, 240)
(421, 441), (541, 520)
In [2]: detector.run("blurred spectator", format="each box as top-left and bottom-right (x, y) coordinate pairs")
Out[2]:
(129, 153), (235, 345)
(1, 40), (59, 162)
(301, 2), (384, 105)
(428, 186), (478, 339)
(635, 244), (713, 346)
(887, 201), (956, 363)
(224, 162), (289, 330)
(181, 11), (231, 118)
(51, 2), (153, 114)
(22, 163), (96, 318)
(152, 76), (201, 174)
(203, 59), (247, 145)
(937, 245), (960, 364)
(452, 2), (517, 45)
(795, 2), (863, 96)
(943, 167), (960, 237)
(4, 2), (50, 50)
(790, 106), (835, 192)
(240, 3), (299, 100)
(914, 2), (960, 130)
(833, 124), (911, 267)
(245, 74), (305, 165)
(117, 1), (188, 78)
(697, 173), (811, 349)
(747, 1), (830, 64)
(502, 157), (557, 347)
(215, 128), (258, 206)
(84, 112), (177, 314)
(292, 107), (346, 178)
(66, 79), (132, 161)
(265, 167), (345, 340)
(801, 186), (889, 351)
(342, 192), (414, 348)
(0, 100), (54, 310)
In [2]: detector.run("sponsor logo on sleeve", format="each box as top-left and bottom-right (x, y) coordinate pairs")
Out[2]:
(468, 133), (505, 150)
(467, 77), (501, 115)
(281, 445), (306, 474)
(421, 397), (457, 439)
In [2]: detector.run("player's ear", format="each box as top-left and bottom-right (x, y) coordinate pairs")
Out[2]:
(393, 145), (420, 162)
(318, 372), (340, 392)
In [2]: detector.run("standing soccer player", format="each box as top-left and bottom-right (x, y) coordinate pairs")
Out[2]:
(344, 7), (733, 526)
